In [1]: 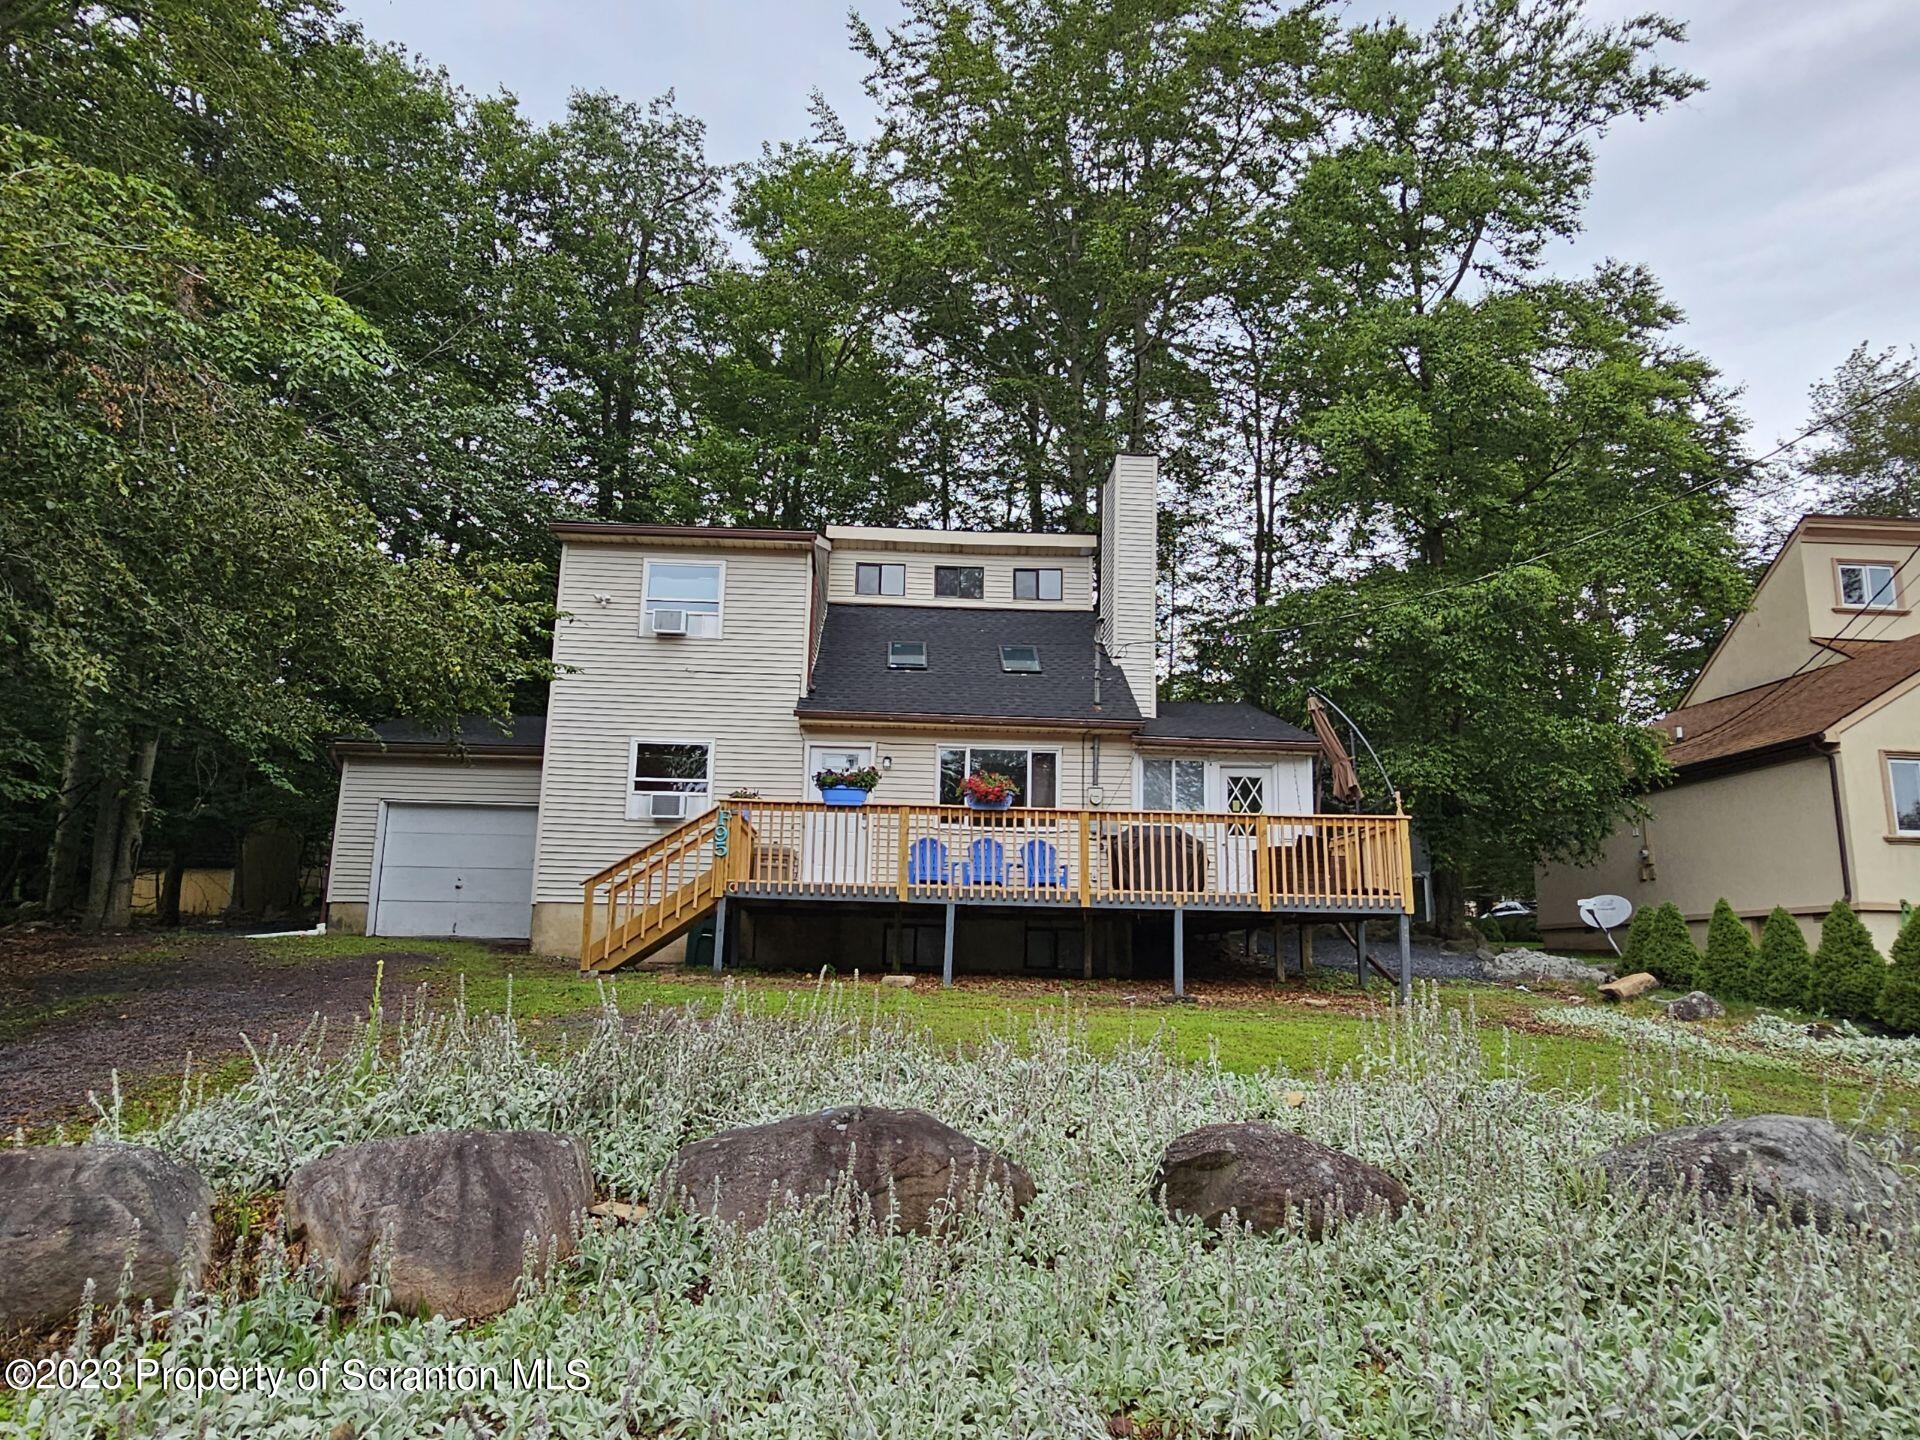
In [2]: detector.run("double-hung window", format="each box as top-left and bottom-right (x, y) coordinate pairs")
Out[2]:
(1838, 562), (1899, 610)
(1140, 757), (1206, 812)
(1890, 755), (1920, 836)
(1013, 567), (1063, 601)
(937, 745), (1059, 807)
(627, 740), (712, 819)
(855, 562), (906, 597)
(643, 560), (724, 636)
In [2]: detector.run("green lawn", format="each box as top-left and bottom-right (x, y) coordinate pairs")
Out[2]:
(252, 934), (1920, 1125)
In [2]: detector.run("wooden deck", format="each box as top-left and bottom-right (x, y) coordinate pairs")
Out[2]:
(580, 801), (1414, 981)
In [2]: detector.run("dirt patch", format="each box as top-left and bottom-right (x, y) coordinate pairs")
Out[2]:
(0, 930), (441, 1129)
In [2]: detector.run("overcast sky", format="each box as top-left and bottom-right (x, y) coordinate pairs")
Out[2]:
(344, 0), (1920, 456)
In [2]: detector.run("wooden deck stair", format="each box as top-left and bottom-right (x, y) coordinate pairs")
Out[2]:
(578, 808), (744, 972)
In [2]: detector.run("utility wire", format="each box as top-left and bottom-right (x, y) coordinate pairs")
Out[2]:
(1231, 365), (1920, 645)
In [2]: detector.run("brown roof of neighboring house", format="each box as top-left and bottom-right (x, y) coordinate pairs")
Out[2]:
(1658, 632), (1920, 771)
(1813, 635), (1892, 658)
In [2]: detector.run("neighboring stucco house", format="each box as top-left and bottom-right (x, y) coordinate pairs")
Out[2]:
(324, 456), (1417, 986)
(1538, 513), (1920, 952)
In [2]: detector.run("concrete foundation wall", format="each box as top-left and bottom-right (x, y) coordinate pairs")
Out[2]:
(327, 901), (368, 934)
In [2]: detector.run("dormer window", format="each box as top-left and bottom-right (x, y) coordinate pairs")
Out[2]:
(934, 565), (984, 599)
(856, 562), (905, 597)
(1838, 561), (1899, 610)
(999, 644), (1041, 673)
(888, 640), (928, 669)
(1013, 567), (1063, 601)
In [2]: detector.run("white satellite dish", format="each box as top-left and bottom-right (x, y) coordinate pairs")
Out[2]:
(1579, 894), (1632, 930)
(1578, 894), (1633, 956)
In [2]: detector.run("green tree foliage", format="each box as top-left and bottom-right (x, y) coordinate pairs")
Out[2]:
(1752, 907), (1815, 1010)
(687, 127), (935, 528)
(1876, 908), (1920, 1034)
(1809, 901), (1886, 1021)
(1799, 344), (1920, 519)
(0, 131), (550, 925)
(1698, 898), (1758, 1000)
(856, 0), (1326, 529)
(1186, 1), (1748, 924)
(1623, 902), (1697, 989)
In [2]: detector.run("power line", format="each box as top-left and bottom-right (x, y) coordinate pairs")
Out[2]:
(1232, 365), (1920, 645)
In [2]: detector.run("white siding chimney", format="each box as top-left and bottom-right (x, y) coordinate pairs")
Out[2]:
(1097, 454), (1158, 718)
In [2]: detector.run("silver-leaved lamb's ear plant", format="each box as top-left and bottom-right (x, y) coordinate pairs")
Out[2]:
(29, 984), (1920, 1437)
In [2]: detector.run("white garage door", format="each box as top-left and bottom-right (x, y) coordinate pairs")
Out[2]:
(373, 804), (536, 939)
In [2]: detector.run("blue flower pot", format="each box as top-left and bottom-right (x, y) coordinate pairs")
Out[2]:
(820, 786), (870, 808)
(964, 794), (1014, 811)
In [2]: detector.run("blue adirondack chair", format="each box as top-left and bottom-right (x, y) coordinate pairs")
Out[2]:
(906, 837), (951, 885)
(1020, 838), (1070, 888)
(961, 836), (1007, 886)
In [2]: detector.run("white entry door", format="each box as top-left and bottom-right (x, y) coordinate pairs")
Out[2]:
(1218, 767), (1269, 895)
(372, 803), (536, 939)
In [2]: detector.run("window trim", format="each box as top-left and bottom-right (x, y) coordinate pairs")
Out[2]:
(1013, 567), (1064, 602)
(933, 564), (985, 600)
(854, 561), (906, 597)
(936, 743), (1062, 808)
(626, 736), (715, 821)
(1884, 750), (1920, 839)
(642, 557), (726, 638)
(1135, 755), (1209, 814)
(1833, 557), (1905, 613)
(887, 640), (928, 669)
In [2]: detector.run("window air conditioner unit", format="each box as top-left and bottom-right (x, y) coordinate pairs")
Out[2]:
(647, 792), (689, 821)
(649, 607), (689, 636)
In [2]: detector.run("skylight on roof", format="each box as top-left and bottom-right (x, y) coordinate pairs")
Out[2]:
(888, 640), (928, 670)
(999, 644), (1041, 673)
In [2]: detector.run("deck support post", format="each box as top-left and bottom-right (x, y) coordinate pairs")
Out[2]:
(942, 902), (956, 988)
(712, 896), (729, 974)
(1397, 912), (1412, 1006)
(890, 905), (904, 974)
(1273, 917), (1286, 981)
(1300, 923), (1314, 974)
(1354, 919), (1366, 989)
(1172, 906), (1186, 999)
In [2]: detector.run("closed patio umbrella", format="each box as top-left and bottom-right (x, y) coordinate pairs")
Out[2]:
(1306, 694), (1363, 806)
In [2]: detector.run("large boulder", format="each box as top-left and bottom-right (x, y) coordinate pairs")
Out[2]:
(1155, 1123), (1410, 1238)
(1665, 990), (1725, 1022)
(0, 1144), (213, 1333)
(1598, 1115), (1908, 1232)
(284, 1130), (591, 1319)
(658, 1105), (1035, 1233)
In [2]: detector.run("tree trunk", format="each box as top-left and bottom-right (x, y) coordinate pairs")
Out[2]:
(1430, 866), (1473, 940)
(158, 850), (186, 929)
(80, 743), (124, 933)
(102, 732), (159, 930)
(44, 723), (91, 916)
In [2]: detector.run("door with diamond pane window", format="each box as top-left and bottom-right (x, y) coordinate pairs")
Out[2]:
(1218, 768), (1268, 895)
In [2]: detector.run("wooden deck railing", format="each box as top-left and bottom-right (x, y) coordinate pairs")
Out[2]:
(723, 802), (1412, 912)
(581, 801), (1416, 967)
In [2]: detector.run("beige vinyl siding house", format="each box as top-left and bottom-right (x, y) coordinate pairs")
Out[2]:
(324, 455), (1400, 982)
(1538, 514), (1920, 952)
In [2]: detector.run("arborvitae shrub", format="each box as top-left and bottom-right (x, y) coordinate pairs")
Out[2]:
(1627, 902), (1697, 988)
(1753, 907), (1814, 1009)
(1621, 905), (1655, 970)
(1810, 901), (1885, 1021)
(1476, 915), (1504, 944)
(1876, 908), (1920, 1034)
(1698, 898), (1758, 1000)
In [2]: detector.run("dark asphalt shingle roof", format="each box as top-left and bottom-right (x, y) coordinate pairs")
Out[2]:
(1138, 700), (1316, 747)
(364, 715), (547, 751)
(797, 604), (1141, 725)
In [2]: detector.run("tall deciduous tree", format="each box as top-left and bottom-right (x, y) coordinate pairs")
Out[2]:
(856, 0), (1327, 529)
(1186, 0), (1750, 927)
(687, 123), (936, 528)
(1, 133), (550, 927)
(1798, 344), (1920, 519)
